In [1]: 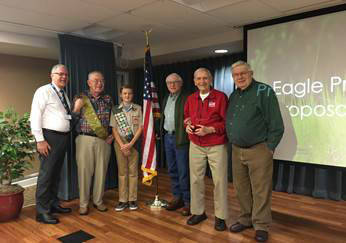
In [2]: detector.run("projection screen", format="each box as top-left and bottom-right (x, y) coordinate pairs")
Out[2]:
(246, 7), (346, 167)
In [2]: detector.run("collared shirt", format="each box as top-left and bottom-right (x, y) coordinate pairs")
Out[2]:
(30, 82), (71, 142)
(163, 92), (179, 132)
(75, 91), (113, 135)
(110, 102), (143, 138)
(226, 80), (284, 151)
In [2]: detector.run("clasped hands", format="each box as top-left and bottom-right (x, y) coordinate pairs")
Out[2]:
(120, 142), (134, 157)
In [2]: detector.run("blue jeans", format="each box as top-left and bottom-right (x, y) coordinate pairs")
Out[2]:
(164, 133), (190, 206)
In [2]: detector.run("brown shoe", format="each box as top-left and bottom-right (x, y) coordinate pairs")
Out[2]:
(93, 203), (108, 212)
(181, 206), (191, 216)
(166, 198), (184, 211)
(79, 207), (89, 215)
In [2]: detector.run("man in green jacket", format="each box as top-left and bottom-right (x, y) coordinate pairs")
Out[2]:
(160, 73), (190, 216)
(226, 61), (284, 242)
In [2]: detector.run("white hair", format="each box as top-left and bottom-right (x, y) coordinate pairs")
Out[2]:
(231, 60), (252, 72)
(51, 64), (67, 74)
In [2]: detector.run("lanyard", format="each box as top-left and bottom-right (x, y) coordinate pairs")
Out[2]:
(50, 83), (71, 114)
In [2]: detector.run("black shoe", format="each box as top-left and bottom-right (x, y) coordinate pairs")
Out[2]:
(51, 205), (72, 214)
(115, 202), (129, 212)
(166, 198), (184, 211)
(229, 222), (252, 233)
(255, 230), (268, 242)
(187, 213), (207, 225)
(36, 213), (59, 224)
(214, 217), (226, 231)
(129, 201), (138, 210)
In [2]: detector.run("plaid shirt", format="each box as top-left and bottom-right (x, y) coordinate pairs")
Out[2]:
(75, 91), (113, 135)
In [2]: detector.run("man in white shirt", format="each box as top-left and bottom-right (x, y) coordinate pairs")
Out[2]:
(30, 64), (72, 224)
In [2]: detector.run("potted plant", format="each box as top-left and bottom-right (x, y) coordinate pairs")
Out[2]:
(0, 108), (36, 222)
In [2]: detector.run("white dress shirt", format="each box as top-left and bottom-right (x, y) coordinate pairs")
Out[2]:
(30, 82), (71, 142)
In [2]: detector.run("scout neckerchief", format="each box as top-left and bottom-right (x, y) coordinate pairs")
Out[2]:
(50, 83), (71, 114)
(81, 94), (108, 140)
(112, 104), (134, 143)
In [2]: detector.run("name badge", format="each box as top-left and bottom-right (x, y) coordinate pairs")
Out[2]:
(65, 114), (72, 120)
(209, 101), (215, 107)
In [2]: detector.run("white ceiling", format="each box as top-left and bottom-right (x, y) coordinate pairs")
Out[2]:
(0, 0), (344, 67)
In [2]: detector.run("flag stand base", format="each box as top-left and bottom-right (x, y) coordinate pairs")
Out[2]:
(146, 195), (168, 209)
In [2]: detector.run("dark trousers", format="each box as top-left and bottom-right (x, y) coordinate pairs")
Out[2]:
(36, 129), (68, 214)
(164, 133), (190, 205)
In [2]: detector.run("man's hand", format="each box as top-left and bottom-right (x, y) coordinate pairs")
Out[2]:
(37, 141), (51, 157)
(73, 98), (84, 113)
(186, 124), (194, 134)
(194, 125), (214, 136)
(105, 135), (114, 144)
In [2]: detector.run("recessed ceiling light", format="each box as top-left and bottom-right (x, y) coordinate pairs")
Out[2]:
(214, 49), (228, 54)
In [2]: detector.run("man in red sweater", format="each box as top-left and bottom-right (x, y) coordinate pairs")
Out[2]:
(184, 67), (228, 231)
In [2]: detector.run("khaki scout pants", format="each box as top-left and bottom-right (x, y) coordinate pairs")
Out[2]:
(232, 143), (273, 231)
(114, 140), (139, 202)
(189, 142), (228, 220)
(76, 135), (111, 208)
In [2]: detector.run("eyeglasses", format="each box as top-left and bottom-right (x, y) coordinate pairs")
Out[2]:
(91, 79), (105, 84)
(166, 81), (181, 85)
(233, 71), (250, 78)
(53, 72), (68, 77)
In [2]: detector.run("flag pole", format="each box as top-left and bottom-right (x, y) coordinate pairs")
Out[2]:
(142, 29), (167, 209)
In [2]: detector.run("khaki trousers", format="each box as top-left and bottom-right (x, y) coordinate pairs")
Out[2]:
(114, 141), (139, 202)
(189, 142), (228, 219)
(232, 143), (273, 231)
(76, 135), (111, 208)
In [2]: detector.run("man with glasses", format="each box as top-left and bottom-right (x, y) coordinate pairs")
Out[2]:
(30, 64), (72, 224)
(226, 61), (284, 242)
(160, 73), (190, 216)
(184, 68), (228, 231)
(72, 71), (114, 215)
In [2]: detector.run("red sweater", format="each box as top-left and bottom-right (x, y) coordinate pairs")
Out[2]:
(184, 88), (228, 147)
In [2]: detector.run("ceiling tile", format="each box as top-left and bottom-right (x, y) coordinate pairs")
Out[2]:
(0, 5), (89, 32)
(81, 0), (159, 12)
(0, 0), (118, 23)
(99, 13), (163, 32)
(208, 0), (282, 26)
(0, 22), (57, 38)
(284, 0), (345, 15)
(172, 0), (244, 12)
(261, 0), (335, 12)
(131, 0), (234, 32)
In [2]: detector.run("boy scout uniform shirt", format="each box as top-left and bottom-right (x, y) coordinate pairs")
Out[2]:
(110, 103), (143, 138)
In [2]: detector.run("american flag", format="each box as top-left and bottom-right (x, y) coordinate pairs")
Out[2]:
(141, 45), (160, 186)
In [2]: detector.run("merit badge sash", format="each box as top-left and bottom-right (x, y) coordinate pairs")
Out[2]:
(82, 95), (108, 140)
(113, 106), (134, 143)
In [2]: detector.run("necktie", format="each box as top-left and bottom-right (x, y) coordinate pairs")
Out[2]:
(59, 89), (71, 114)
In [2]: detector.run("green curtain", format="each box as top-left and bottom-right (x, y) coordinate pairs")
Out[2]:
(57, 34), (118, 200)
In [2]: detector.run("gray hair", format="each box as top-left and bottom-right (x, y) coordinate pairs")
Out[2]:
(88, 71), (104, 80)
(193, 67), (213, 80)
(166, 73), (183, 83)
(51, 64), (67, 74)
(231, 60), (252, 72)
